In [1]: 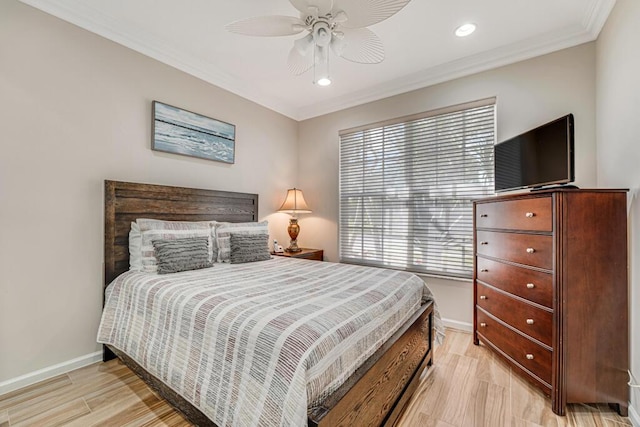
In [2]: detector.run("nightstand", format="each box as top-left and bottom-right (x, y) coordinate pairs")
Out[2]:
(271, 248), (323, 261)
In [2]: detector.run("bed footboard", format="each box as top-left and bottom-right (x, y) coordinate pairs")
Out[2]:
(308, 301), (434, 427)
(106, 301), (433, 427)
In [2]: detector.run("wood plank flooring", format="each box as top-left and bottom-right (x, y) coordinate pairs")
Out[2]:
(0, 329), (631, 426)
(398, 329), (631, 427)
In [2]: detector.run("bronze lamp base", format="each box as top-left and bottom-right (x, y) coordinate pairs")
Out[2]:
(285, 218), (302, 252)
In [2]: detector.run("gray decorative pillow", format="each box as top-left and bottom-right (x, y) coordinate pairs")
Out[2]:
(152, 237), (212, 274)
(215, 221), (269, 263)
(229, 233), (271, 264)
(138, 219), (216, 273)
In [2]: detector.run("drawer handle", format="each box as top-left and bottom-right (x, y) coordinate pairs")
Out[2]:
(526, 283), (535, 289)
(526, 354), (534, 360)
(479, 295), (487, 300)
(480, 214), (488, 218)
(526, 247), (536, 254)
(480, 322), (487, 328)
(526, 319), (534, 325)
(480, 241), (488, 245)
(480, 269), (489, 273)
(525, 212), (535, 218)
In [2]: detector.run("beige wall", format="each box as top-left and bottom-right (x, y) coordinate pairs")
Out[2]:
(298, 43), (597, 327)
(0, 1), (298, 383)
(596, 0), (640, 418)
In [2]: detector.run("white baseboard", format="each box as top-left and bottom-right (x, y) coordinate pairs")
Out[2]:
(0, 351), (102, 397)
(630, 404), (640, 427)
(442, 317), (473, 332)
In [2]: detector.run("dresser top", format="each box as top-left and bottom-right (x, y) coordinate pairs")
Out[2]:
(475, 187), (628, 203)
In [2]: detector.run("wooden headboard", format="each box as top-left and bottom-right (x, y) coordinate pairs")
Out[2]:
(104, 180), (259, 287)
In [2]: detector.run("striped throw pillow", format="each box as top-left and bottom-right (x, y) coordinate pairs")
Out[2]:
(229, 233), (271, 264)
(152, 237), (212, 274)
(138, 219), (216, 273)
(215, 221), (269, 263)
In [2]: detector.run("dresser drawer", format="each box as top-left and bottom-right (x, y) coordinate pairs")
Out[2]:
(476, 283), (552, 346)
(476, 257), (553, 308)
(475, 196), (552, 232)
(476, 231), (553, 270)
(477, 309), (552, 385)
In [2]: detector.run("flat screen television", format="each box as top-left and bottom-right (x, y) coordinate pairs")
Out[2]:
(494, 114), (575, 192)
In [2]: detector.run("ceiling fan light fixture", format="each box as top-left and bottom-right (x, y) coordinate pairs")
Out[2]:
(314, 45), (331, 86)
(455, 23), (476, 37)
(313, 22), (332, 47)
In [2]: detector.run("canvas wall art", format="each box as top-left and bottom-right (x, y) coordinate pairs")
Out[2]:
(152, 101), (235, 164)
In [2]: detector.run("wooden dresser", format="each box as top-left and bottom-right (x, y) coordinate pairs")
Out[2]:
(473, 189), (628, 416)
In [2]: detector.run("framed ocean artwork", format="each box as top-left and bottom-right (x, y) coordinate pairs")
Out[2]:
(152, 101), (235, 164)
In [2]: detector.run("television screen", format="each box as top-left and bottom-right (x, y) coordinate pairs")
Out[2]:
(494, 114), (574, 192)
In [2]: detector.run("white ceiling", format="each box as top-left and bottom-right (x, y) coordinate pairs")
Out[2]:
(20, 0), (615, 120)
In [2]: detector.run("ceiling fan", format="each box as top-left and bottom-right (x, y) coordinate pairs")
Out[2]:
(226, 0), (412, 86)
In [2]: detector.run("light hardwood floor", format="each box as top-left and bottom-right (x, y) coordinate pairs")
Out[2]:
(0, 329), (631, 426)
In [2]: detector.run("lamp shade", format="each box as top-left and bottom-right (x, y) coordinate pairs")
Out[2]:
(277, 188), (311, 213)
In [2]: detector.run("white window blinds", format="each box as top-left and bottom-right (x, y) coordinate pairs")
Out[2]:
(339, 99), (495, 278)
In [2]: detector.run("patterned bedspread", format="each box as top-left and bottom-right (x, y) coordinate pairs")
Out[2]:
(98, 257), (443, 426)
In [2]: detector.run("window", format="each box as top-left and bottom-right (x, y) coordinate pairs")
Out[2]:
(339, 98), (495, 278)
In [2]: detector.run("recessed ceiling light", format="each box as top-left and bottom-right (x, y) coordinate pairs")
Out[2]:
(455, 23), (477, 37)
(316, 77), (332, 86)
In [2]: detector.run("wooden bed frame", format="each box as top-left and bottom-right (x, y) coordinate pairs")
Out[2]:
(103, 180), (434, 427)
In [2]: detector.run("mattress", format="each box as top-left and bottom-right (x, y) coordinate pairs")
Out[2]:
(98, 257), (442, 426)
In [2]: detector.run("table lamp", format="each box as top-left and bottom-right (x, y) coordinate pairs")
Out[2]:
(277, 188), (311, 252)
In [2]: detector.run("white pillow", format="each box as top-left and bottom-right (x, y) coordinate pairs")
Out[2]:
(129, 221), (142, 271)
(137, 219), (217, 273)
(214, 221), (269, 263)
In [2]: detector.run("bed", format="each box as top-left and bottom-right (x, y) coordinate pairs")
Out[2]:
(100, 180), (441, 426)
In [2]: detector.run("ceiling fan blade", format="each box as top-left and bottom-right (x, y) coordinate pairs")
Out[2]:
(226, 16), (306, 37)
(332, 0), (411, 28)
(331, 28), (384, 64)
(289, 0), (334, 17)
(288, 45), (314, 75)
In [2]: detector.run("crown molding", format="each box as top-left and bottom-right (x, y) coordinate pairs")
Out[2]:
(18, 0), (301, 120)
(20, 0), (616, 122)
(297, 25), (592, 119)
(297, 0), (615, 120)
(583, 0), (617, 39)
